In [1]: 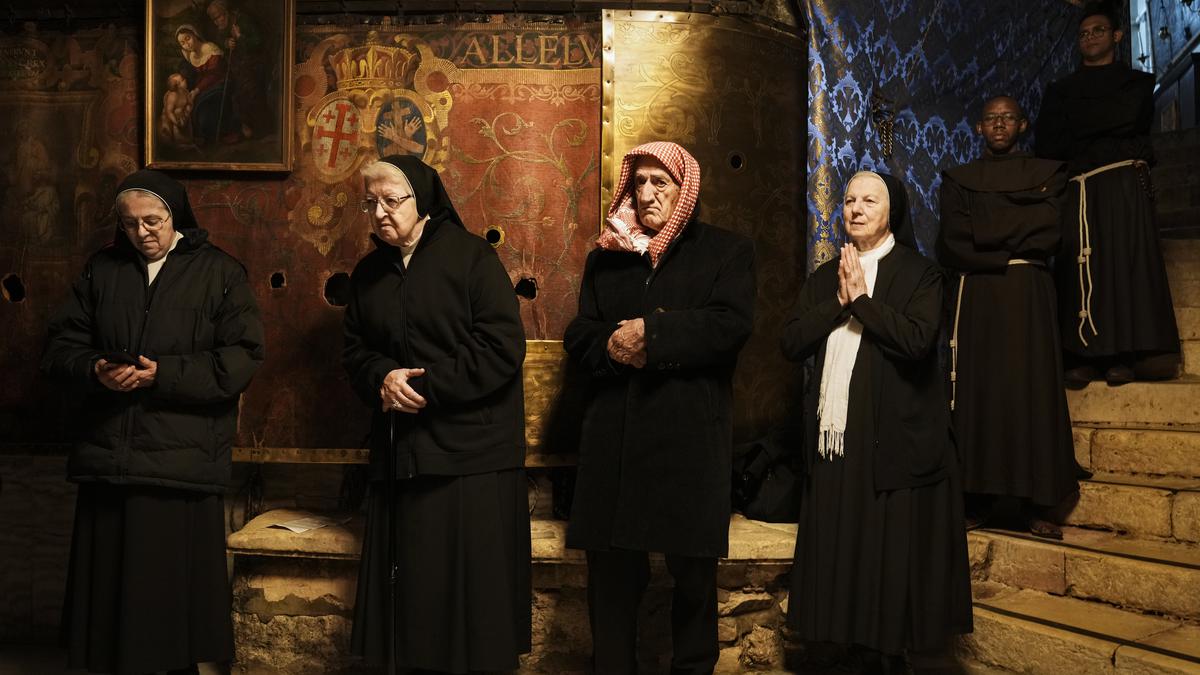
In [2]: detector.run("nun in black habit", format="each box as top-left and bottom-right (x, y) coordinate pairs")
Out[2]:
(782, 171), (973, 667)
(42, 169), (264, 674)
(343, 155), (531, 673)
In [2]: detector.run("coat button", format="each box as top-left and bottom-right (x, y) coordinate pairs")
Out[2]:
(654, 307), (666, 314)
(658, 363), (667, 370)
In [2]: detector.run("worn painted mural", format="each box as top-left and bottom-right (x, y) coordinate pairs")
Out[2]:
(0, 19), (601, 449)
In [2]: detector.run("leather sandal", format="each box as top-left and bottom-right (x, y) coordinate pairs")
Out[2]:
(1029, 517), (1063, 540)
(1105, 364), (1135, 386)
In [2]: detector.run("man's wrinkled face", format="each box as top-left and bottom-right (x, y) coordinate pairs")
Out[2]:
(633, 158), (680, 231)
(1078, 14), (1122, 64)
(208, 5), (229, 30)
(976, 97), (1027, 155)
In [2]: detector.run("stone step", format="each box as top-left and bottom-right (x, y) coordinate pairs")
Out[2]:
(961, 584), (1200, 674)
(1063, 472), (1200, 542)
(228, 511), (801, 673)
(1163, 238), (1200, 274)
(1172, 277), (1200, 308)
(1066, 376), (1200, 429)
(1186, 339), (1200, 376)
(1074, 427), (1200, 479)
(967, 527), (1200, 619)
(1179, 307), (1200, 340)
(1160, 222), (1200, 238)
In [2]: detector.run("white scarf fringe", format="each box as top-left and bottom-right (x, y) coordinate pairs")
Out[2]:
(816, 233), (895, 461)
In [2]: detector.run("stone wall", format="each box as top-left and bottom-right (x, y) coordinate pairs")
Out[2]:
(226, 512), (797, 674)
(0, 454), (75, 643)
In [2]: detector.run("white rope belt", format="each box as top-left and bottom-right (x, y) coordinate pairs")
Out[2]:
(949, 258), (1045, 411)
(1069, 159), (1147, 347)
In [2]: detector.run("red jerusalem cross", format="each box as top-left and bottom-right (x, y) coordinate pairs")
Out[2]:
(314, 102), (358, 168)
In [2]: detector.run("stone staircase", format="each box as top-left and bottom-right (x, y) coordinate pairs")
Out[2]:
(957, 238), (1200, 674)
(1153, 128), (1200, 238)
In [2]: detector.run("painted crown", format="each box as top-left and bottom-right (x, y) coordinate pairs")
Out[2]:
(330, 30), (419, 91)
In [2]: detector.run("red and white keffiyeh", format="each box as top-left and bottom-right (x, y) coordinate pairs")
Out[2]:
(598, 141), (701, 267)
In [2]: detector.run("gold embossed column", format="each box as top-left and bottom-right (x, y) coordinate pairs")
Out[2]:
(602, 10), (806, 439)
(804, 0), (848, 272)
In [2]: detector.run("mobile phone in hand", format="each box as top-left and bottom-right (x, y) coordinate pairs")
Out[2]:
(102, 351), (140, 366)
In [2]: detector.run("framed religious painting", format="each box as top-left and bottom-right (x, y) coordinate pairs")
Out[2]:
(144, 0), (294, 170)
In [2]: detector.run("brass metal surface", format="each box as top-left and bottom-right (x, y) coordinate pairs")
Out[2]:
(225, 339), (579, 465)
(601, 10), (806, 438)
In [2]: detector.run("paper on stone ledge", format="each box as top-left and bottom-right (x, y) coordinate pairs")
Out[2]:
(267, 513), (352, 533)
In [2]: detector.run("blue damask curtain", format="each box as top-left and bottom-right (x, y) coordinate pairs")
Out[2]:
(805, 0), (1084, 269)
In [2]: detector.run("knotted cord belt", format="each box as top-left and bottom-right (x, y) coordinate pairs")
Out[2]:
(950, 259), (1045, 411)
(1069, 159), (1147, 347)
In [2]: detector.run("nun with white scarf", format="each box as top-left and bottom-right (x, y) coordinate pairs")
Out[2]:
(781, 171), (972, 669)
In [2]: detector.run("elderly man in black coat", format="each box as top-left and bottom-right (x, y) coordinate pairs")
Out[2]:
(564, 141), (755, 675)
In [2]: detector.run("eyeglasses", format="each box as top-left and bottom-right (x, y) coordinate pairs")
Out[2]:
(1078, 25), (1112, 40)
(981, 112), (1023, 125)
(360, 195), (412, 213)
(119, 214), (171, 231)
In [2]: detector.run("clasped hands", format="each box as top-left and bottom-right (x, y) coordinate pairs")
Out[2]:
(607, 317), (646, 368)
(836, 244), (869, 307)
(380, 367), (426, 414)
(95, 356), (157, 392)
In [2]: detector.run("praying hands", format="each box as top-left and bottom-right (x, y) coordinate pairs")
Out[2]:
(837, 244), (869, 307)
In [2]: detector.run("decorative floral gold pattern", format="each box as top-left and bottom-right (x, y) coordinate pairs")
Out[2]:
(804, 0), (1079, 264)
(604, 11), (806, 440)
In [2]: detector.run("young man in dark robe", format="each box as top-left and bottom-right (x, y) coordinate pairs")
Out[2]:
(1035, 2), (1181, 385)
(939, 96), (1081, 539)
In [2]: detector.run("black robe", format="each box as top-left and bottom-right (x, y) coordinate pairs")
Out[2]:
(563, 218), (755, 558)
(938, 154), (1080, 507)
(1035, 63), (1181, 365)
(781, 244), (972, 654)
(343, 157), (531, 672)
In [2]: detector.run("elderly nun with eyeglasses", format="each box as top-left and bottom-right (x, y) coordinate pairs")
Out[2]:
(342, 154), (531, 673)
(41, 169), (264, 674)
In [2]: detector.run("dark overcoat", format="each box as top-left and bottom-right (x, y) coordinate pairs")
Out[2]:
(41, 227), (264, 494)
(563, 218), (755, 558)
(780, 245), (953, 491)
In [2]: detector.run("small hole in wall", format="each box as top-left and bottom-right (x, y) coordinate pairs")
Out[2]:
(324, 272), (351, 307)
(269, 272), (286, 289)
(728, 152), (745, 172)
(485, 226), (504, 247)
(514, 277), (537, 300)
(2, 274), (25, 302)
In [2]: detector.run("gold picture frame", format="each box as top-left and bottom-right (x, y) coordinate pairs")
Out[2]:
(145, 0), (294, 171)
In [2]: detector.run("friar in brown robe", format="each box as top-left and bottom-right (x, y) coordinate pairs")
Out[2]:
(938, 95), (1082, 539)
(1035, 2), (1180, 385)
